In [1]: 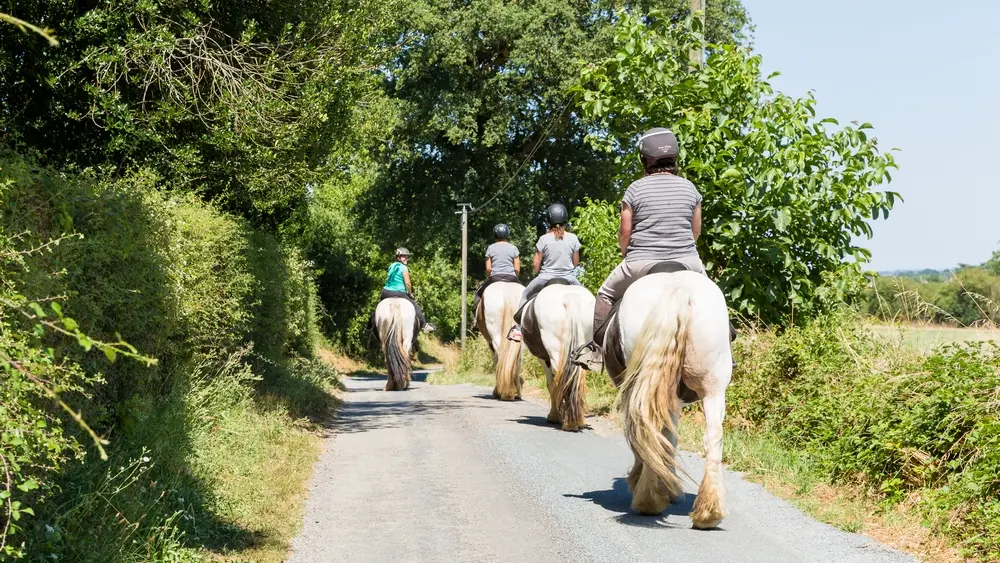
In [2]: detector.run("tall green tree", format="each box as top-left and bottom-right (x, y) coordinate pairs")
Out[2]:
(362, 0), (750, 264)
(571, 11), (899, 324)
(1, 0), (398, 228)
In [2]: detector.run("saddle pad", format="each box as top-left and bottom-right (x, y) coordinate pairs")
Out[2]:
(520, 299), (550, 367)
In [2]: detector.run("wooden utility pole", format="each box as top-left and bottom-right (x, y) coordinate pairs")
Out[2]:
(457, 203), (472, 348)
(691, 0), (705, 66)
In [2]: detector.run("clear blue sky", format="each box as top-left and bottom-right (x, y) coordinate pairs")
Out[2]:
(742, 0), (999, 271)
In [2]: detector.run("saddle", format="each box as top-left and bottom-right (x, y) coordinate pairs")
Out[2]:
(515, 278), (575, 368)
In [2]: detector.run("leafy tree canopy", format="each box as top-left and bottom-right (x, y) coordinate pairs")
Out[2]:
(361, 0), (750, 264)
(1, 0), (399, 228)
(570, 11), (899, 325)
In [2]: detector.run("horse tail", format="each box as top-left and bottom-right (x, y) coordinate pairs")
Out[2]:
(620, 286), (692, 511)
(383, 301), (412, 391)
(495, 297), (522, 401)
(556, 291), (588, 432)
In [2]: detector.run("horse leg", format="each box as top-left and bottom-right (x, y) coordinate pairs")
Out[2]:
(544, 363), (561, 424)
(691, 391), (727, 529)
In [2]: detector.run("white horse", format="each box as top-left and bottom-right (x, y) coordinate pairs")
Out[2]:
(520, 283), (595, 432)
(374, 298), (416, 391)
(602, 270), (732, 528)
(475, 281), (525, 401)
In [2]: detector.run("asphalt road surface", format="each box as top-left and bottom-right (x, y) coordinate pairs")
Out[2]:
(288, 372), (915, 563)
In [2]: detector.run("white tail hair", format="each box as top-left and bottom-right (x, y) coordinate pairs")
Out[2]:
(494, 298), (522, 400)
(620, 286), (691, 513)
(556, 292), (588, 431)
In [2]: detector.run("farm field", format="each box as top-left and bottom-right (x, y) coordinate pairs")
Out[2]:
(869, 323), (1000, 353)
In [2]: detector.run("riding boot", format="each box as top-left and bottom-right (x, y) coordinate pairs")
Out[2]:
(571, 341), (604, 372)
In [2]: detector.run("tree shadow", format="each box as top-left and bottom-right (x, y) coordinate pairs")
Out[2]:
(329, 398), (482, 434)
(564, 478), (697, 528)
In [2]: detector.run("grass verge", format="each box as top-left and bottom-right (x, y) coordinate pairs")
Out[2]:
(32, 350), (341, 562)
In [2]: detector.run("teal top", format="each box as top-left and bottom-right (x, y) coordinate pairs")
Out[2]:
(384, 261), (408, 293)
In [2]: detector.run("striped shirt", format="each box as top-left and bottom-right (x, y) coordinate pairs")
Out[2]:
(622, 173), (702, 262)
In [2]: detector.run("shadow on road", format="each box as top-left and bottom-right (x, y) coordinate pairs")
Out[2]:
(331, 396), (485, 434)
(509, 415), (555, 428)
(565, 478), (696, 528)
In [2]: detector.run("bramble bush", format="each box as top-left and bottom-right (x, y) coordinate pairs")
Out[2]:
(730, 312), (1000, 559)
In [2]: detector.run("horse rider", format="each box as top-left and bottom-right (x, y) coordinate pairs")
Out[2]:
(381, 247), (435, 333)
(572, 127), (708, 370)
(473, 223), (521, 314)
(507, 203), (583, 342)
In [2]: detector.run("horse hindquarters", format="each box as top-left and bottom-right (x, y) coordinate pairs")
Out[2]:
(379, 300), (413, 391)
(620, 285), (692, 515)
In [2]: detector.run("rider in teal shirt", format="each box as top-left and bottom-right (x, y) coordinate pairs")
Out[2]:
(384, 261), (409, 293)
(379, 248), (433, 332)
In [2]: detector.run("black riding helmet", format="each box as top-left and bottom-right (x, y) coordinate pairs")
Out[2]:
(546, 203), (569, 226)
(493, 223), (510, 240)
(638, 127), (679, 166)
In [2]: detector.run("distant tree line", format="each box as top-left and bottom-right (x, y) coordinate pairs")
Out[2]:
(862, 247), (1000, 326)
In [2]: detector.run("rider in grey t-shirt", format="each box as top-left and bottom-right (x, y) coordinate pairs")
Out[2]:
(473, 224), (522, 313)
(508, 203), (582, 342)
(486, 241), (519, 277)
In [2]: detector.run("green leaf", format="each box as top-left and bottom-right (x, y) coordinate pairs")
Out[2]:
(17, 479), (39, 492)
(774, 209), (791, 232)
(29, 303), (46, 318)
(103, 346), (118, 363)
(721, 167), (742, 180)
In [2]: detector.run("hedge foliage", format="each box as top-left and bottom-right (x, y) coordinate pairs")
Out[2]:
(730, 312), (1000, 559)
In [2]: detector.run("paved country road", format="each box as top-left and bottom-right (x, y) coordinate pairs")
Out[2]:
(289, 372), (915, 563)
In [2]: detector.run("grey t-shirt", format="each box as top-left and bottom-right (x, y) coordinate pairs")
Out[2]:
(485, 241), (519, 277)
(622, 173), (702, 262)
(536, 232), (580, 277)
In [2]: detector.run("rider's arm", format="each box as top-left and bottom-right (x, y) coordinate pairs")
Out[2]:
(485, 257), (493, 276)
(532, 251), (543, 274)
(573, 250), (580, 267)
(692, 203), (702, 241)
(513, 256), (521, 275)
(403, 270), (413, 295)
(619, 203), (634, 257)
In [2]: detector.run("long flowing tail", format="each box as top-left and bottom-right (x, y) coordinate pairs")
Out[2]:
(383, 302), (411, 391)
(494, 298), (522, 401)
(557, 293), (588, 431)
(620, 286), (692, 511)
